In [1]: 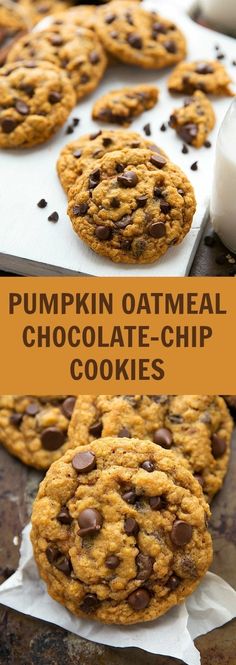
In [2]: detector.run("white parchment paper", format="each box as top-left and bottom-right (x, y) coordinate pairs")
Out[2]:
(0, 525), (236, 665)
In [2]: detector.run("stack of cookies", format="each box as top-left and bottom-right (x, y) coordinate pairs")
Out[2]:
(0, 393), (234, 625)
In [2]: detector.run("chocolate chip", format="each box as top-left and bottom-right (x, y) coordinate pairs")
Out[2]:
(105, 554), (120, 569)
(122, 490), (136, 504)
(57, 506), (72, 525)
(41, 427), (66, 450)
(177, 123), (198, 144)
(46, 545), (60, 564)
(211, 434), (226, 458)
(152, 21), (167, 34)
(48, 91), (62, 104)
(160, 200), (171, 214)
(121, 239), (132, 251)
(132, 238), (146, 258)
(25, 402), (40, 416)
(127, 588), (150, 610)
(89, 168), (100, 189)
(150, 154), (167, 168)
(14, 99), (29, 115)
(153, 427), (173, 448)
(127, 33), (142, 49)
(136, 195), (148, 207)
(72, 451), (96, 474)
(116, 215), (132, 229)
(182, 144), (189, 154)
(1, 118), (18, 133)
(48, 211), (59, 222)
(46, 546), (71, 575)
(195, 63), (213, 74)
(73, 117), (79, 127)
(95, 225), (111, 240)
(167, 574), (180, 590)
(164, 40), (177, 53)
(190, 161), (198, 171)
(19, 84), (34, 97)
(117, 171), (138, 187)
(105, 12), (116, 23)
(110, 196), (120, 208)
(37, 198), (47, 208)
(216, 53), (225, 60)
(149, 495), (166, 510)
(110, 30), (118, 39)
(118, 427), (131, 438)
(73, 149), (82, 158)
(89, 421), (103, 438)
(160, 123), (167, 132)
(154, 186), (162, 198)
(90, 130), (102, 140)
(171, 520), (193, 546)
(78, 507), (103, 536)
(149, 222), (166, 238)
(136, 553), (153, 580)
(124, 517), (139, 536)
(143, 122), (151, 136)
(103, 136), (113, 147)
(61, 396), (76, 419)
(168, 414), (183, 423)
(204, 140), (211, 148)
(51, 34), (63, 46)
(73, 203), (88, 216)
(10, 412), (23, 427)
(80, 594), (100, 613)
(90, 51), (100, 64)
(141, 460), (154, 472)
(66, 124), (74, 135)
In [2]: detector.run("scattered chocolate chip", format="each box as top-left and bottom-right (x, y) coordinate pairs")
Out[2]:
(211, 434), (226, 458)
(72, 450), (96, 474)
(48, 211), (59, 222)
(141, 460), (154, 472)
(124, 517), (139, 536)
(171, 520), (193, 546)
(1, 118), (18, 133)
(122, 490), (136, 504)
(164, 40), (177, 53)
(10, 412), (23, 427)
(136, 194), (148, 208)
(143, 122), (151, 136)
(149, 495), (166, 510)
(110, 196), (120, 208)
(150, 154), (167, 168)
(90, 50), (100, 64)
(73, 148), (82, 158)
(167, 574), (180, 590)
(78, 507), (103, 536)
(80, 593), (100, 613)
(57, 506), (72, 525)
(73, 203), (88, 216)
(117, 425), (131, 438)
(160, 123), (167, 132)
(105, 554), (120, 569)
(195, 63), (213, 74)
(37, 198), (47, 208)
(95, 225), (111, 240)
(153, 427), (173, 448)
(117, 171), (138, 187)
(14, 99), (29, 115)
(204, 234), (215, 247)
(182, 143), (189, 154)
(73, 117), (80, 127)
(61, 396), (76, 419)
(65, 124), (74, 135)
(149, 221), (166, 238)
(177, 123), (197, 144)
(48, 91), (62, 104)
(89, 421), (103, 438)
(232, 60), (236, 66)
(41, 427), (66, 450)
(204, 140), (211, 148)
(127, 33), (142, 49)
(136, 553), (153, 580)
(90, 130), (102, 140)
(127, 587), (150, 610)
(216, 53), (225, 60)
(190, 161), (198, 171)
(25, 402), (40, 416)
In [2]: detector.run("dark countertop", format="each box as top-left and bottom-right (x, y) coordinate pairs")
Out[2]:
(0, 413), (236, 665)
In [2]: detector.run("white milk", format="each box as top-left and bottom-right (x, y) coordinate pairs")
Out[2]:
(211, 99), (236, 252)
(199, 0), (236, 33)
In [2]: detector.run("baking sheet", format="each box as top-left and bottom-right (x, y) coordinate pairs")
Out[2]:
(0, 0), (235, 276)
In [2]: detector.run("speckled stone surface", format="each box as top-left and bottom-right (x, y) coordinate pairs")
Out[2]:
(0, 423), (236, 664)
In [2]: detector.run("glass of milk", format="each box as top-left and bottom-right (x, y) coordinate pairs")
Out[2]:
(199, 0), (236, 34)
(211, 99), (236, 252)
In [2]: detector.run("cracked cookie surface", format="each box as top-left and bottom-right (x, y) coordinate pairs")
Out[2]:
(31, 436), (212, 624)
(7, 24), (107, 101)
(67, 146), (196, 264)
(69, 395), (233, 501)
(0, 395), (76, 468)
(92, 83), (158, 125)
(168, 60), (233, 96)
(169, 91), (215, 148)
(96, 1), (186, 69)
(0, 59), (75, 148)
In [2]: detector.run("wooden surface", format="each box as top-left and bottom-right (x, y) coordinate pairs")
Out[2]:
(0, 409), (236, 665)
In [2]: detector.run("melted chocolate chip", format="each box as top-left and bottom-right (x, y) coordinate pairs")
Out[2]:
(136, 194), (148, 208)
(149, 222), (166, 238)
(80, 593), (100, 613)
(149, 495), (166, 510)
(78, 508), (103, 536)
(177, 123), (198, 144)
(1, 118), (18, 133)
(10, 412), (23, 427)
(195, 63), (213, 74)
(127, 587), (151, 610)
(118, 427), (131, 438)
(117, 171), (138, 188)
(153, 427), (173, 448)
(73, 203), (88, 216)
(110, 196), (120, 208)
(105, 555), (120, 569)
(72, 451), (96, 474)
(90, 130), (102, 140)
(61, 396), (76, 419)
(57, 506), (72, 525)
(124, 517), (139, 536)
(46, 546), (71, 575)
(211, 434), (226, 458)
(122, 490), (136, 504)
(41, 427), (66, 451)
(171, 520), (193, 546)
(136, 553), (153, 580)
(89, 421), (103, 438)
(95, 225), (112, 240)
(116, 215), (132, 229)
(141, 460), (154, 472)
(150, 154), (167, 168)
(167, 574), (180, 590)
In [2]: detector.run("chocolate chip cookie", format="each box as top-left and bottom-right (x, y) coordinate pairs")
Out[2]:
(96, 1), (186, 69)
(31, 436), (212, 624)
(50, 5), (96, 31)
(0, 0), (28, 65)
(67, 146), (196, 264)
(168, 60), (233, 96)
(7, 24), (107, 101)
(92, 84), (158, 125)
(169, 91), (215, 148)
(69, 395), (233, 501)
(0, 60), (75, 148)
(23, 0), (70, 27)
(0, 395), (76, 468)
(57, 129), (166, 194)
